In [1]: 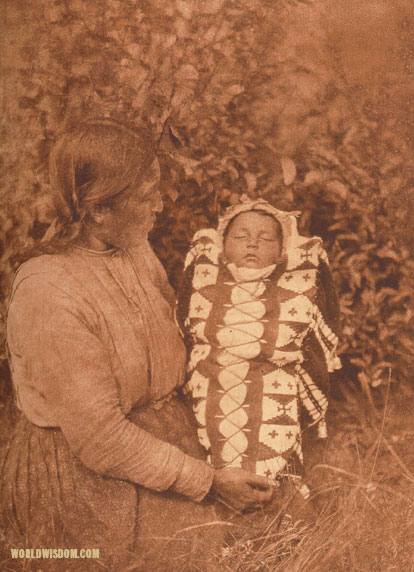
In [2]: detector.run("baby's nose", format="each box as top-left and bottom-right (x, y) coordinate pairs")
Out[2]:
(246, 236), (259, 247)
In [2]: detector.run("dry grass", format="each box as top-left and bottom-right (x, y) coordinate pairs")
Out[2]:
(216, 474), (414, 572)
(1, 377), (414, 571)
(215, 378), (414, 572)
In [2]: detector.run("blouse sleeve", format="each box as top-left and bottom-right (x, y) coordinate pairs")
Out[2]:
(7, 276), (214, 502)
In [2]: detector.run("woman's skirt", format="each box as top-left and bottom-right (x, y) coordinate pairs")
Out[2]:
(0, 397), (224, 572)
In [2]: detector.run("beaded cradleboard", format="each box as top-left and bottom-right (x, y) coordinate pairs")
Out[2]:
(177, 201), (341, 485)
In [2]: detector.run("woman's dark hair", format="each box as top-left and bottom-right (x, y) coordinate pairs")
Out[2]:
(34, 118), (157, 255)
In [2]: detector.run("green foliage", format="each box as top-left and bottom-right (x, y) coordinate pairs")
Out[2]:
(1, 0), (413, 388)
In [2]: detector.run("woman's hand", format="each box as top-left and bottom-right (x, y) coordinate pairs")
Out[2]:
(210, 467), (274, 512)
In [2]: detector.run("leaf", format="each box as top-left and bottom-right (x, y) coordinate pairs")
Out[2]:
(374, 361), (393, 372)
(326, 180), (348, 200)
(280, 157), (296, 186)
(177, 64), (199, 81)
(193, 169), (203, 186)
(244, 172), (257, 193)
(228, 84), (245, 96)
(71, 62), (90, 77)
(376, 247), (401, 262)
(350, 357), (367, 368)
(304, 171), (323, 186)
(33, 195), (54, 224)
(229, 193), (240, 205)
(172, 153), (201, 178)
(126, 43), (142, 58)
(200, 0), (224, 13)
(176, 0), (193, 20)
(357, 372), (376, 399)
(167, 187), (179, 202)
(337, 233), (361, 242)
(168, 126), (184, 148)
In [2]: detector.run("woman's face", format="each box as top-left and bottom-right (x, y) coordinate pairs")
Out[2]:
(224, 211), (282, 268)
(94, 159), (163, 249)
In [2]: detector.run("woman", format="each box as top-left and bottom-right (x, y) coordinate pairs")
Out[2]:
(0, 119), (273, 571)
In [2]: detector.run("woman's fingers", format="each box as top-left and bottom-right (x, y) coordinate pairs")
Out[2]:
(246, 473), (274, 490)
(211, 467), (275, 511)
(249, 485), (274, 504)
(241, 482), (274, 507)
(244, 473), (274, 506)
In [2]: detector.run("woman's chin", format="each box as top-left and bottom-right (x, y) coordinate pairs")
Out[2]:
(114, 231), (148, 249)
(129, 236), (149, 248)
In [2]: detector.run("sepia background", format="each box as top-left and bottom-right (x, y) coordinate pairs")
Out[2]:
(1, 0), (413, 570)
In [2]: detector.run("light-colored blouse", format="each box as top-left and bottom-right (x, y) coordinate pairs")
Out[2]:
(6, 241), (213, 501)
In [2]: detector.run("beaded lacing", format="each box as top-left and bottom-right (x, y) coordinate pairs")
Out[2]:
(214, 274), (272, 467)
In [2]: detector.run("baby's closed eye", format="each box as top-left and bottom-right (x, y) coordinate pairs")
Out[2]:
(230, 235), (276, 241)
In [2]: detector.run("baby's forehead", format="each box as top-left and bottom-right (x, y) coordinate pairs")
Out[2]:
(227, 211), (281, 231)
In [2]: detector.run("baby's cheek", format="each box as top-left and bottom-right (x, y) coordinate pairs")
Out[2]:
(262, 245), (279, 264)
(225, 247), (242, 265)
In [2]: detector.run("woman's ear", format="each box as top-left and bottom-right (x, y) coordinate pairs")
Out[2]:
(89, 204), (109, 224)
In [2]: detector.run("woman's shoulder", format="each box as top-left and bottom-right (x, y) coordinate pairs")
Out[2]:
(16, 252), (69, 275)
(12, 253), (71, 291)
(9, 251), (88, 311)
(7, 252), (99, 339)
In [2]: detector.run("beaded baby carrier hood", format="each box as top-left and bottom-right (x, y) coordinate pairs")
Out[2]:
(177, 199), (341, 483)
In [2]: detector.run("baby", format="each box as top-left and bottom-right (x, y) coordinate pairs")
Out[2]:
(176, 199), (341, 496)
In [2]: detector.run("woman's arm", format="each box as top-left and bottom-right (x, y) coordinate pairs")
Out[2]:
(8, 273), (274, 510)
(7, 276), (213, 502)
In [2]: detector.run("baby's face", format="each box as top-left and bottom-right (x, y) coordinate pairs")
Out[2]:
(224, 211), (282, 268)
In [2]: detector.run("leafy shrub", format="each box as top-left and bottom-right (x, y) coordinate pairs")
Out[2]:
(1, 0), (413, 391)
